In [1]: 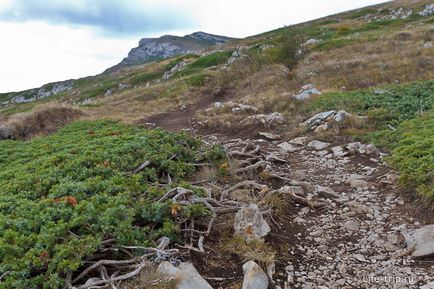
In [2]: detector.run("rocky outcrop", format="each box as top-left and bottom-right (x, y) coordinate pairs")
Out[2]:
(107, 32), (233, 72)
(1, 81), (73, 106)
(163, 61), (187, 80)
(300, 110), (365, 133)
(419, 4), (434, 17)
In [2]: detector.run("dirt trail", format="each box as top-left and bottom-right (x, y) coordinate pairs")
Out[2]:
(140, 88), (233, 131)
(139, 95), (434, 289)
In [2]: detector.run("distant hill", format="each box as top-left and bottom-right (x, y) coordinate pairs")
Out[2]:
(105, 31), (234, 72)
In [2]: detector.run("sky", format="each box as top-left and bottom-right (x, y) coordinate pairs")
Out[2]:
(0, 0), (387, 93)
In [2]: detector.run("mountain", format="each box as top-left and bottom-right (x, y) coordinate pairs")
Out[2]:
(106, 31), (234, 72)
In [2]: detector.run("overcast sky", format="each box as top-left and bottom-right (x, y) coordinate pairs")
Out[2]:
(0, 0), (387, 93)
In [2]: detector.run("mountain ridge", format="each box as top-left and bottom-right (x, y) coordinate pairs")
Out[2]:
(105, 31), (234, 72)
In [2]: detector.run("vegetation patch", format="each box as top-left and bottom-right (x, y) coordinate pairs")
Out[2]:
(0, 120), (221, 288)
(303, 81), (434, 201)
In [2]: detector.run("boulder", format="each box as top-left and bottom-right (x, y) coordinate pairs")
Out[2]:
(301, 110), (336, 128)
(403, 225), (434, 258)
(158, 262), (213, 289)
(307, 140), (330, 150)
(234, 204), (270, 241)
(242, 261), (269, 289)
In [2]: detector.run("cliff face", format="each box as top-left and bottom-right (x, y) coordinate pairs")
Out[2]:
(106, 32), (233, 72)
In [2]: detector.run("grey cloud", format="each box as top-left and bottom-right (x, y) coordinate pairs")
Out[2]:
(0, 0), (194, 35)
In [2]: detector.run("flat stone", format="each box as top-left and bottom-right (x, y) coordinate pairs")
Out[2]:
(344, 220), (360, 231)
(288, 136), (309, 146)
(278, 142), (302, 153)
(350, 180), (369, 189)
(307, 140), (331, 150)
(258, 132), (281, 140)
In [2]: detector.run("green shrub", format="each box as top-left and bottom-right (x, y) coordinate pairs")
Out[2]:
(0, 120), (222, 288)
(346, 8), (378, 19)
(390, 113), (434, 200)
(129, 71), (162, 85)
(188, 51), (232, 69)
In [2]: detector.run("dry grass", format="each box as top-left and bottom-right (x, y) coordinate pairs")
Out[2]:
(223, 236), (276, 265)
(296, 26), (434, 90)
(5, 103), (83, 139)
(195, 166), (219, 183)
(117, 266), (176, 289)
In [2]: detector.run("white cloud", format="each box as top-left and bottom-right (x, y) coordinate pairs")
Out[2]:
(0, 0), (388, 92)
(0, 21), (139, 92)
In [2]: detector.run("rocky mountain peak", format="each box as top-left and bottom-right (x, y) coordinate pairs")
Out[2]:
(106, 31), (234, 72)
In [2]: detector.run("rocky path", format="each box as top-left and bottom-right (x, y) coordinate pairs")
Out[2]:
(140, 100), (433, 289)
(265, 138), (434, 289)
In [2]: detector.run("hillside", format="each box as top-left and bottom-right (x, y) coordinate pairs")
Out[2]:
(0, 1), (433, 288)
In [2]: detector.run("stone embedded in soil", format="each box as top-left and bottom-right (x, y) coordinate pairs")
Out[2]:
(288, 136), (309, 146)
(258, 132), (281, 140)
(234, 204), (270, 241)
(242, 260), (269, 289)
(403, 225), (434, 258)
(307, 140), (331, 150)
(277, 142), (302, 153)
(344, 219), (360, 231)
(350, 179), (369, 189)
(158, 262), (213, 289)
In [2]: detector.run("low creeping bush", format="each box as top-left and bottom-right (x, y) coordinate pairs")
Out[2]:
(0, 120), (222, 288)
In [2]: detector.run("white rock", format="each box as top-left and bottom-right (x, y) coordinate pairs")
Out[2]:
(278, 142), (302, 153)
(234, 204), (271, 241)
(333, 110), (353, 123)
(301, 110), (336, 128)
(242, 260), (269, 289)
(403, 225), (434, 258)
(158, 262), (213, 289)
(307, 140), (331, 150)
(344, 220), (360, 231)
(420, 281), (434, 289)
(331, 146), (347, 158)
(293, 88), (321, 101)
(258, 132), (281, 140)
